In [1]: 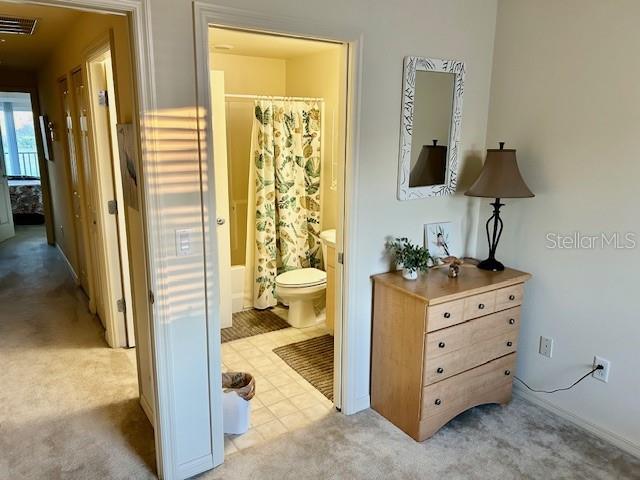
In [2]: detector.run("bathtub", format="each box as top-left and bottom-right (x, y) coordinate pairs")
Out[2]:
(231, 265), (247, 313)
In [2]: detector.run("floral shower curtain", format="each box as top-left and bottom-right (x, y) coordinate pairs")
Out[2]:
(248, 99), (322, 309)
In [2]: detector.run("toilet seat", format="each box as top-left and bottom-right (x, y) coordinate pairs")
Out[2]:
(276, 268), (326, 288)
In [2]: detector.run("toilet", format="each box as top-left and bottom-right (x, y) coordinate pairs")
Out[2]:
(275, 267), (327, 328)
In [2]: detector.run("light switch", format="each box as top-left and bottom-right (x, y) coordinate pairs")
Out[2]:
(175, 229), (192, 256)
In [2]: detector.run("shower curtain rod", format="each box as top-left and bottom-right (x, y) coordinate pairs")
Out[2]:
(225, 93), (324, 102)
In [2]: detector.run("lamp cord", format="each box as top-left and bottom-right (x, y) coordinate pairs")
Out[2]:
(514, 365), (603, 394)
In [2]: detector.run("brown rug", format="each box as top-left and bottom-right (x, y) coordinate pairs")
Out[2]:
(221, 309), (290, 343)
(273, 334), (334, 401)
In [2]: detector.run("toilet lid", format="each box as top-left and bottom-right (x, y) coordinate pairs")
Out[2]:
(276, 268), (326, 287)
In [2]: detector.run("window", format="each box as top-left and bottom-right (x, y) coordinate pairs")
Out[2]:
(0, 92), (40, 179)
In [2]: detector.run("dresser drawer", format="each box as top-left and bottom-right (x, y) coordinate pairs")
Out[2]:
(495, 283), (524, 311)
(421, 353), (516, 420)
(426, 299), (465, 332)
(423, 330), (518, 385)
(425, 307), (520, 359)
(463, 291), (496, 320)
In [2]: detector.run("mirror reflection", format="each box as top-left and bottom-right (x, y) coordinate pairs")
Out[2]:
(409, 70), (455, 187)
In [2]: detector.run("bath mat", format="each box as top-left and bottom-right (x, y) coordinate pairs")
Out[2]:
(273, 334), (333, 401)
(222, 309), (290, 343)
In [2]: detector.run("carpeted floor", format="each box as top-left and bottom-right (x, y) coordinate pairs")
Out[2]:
(0, 226), (156, 479)
(273, 334), (334, 400)
(222, 309), (290, 343)
(202, 397), (640, 480)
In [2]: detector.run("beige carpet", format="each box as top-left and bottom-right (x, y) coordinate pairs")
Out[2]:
(203, 398), (640, 480)
(0, 226), (156, 479)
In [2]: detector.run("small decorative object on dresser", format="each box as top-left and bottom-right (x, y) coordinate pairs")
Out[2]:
(386, 237), (431, 280)
(371, 264), (531, 441)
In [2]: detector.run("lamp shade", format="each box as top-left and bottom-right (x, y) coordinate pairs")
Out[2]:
(465, 145), (534, 198)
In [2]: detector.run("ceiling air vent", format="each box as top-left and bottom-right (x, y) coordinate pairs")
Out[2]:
(0, 15), (38, 35)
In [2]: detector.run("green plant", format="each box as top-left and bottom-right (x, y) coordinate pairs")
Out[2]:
(386, 237), (432, 273)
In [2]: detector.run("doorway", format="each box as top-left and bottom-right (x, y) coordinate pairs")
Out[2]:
(0, 0), (156, 477)
(199, 20), (358, 461)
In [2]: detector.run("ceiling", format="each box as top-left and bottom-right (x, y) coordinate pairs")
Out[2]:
(210, 27), (340, 59)
(0, 2), (81, 70)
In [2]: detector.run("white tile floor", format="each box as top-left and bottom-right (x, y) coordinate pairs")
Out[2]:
(222, 311), (334, 455)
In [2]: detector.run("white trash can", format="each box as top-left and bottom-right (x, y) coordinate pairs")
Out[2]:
(221, 372), (255, 435)
(223, 391), (251, 434)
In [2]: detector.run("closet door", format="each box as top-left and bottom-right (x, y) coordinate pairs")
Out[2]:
(59, 77), (92, 297)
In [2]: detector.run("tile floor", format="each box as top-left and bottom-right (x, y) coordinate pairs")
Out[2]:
(222, 309), (334, 455)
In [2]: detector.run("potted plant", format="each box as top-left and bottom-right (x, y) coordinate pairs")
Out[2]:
(386, 237), (432, 280)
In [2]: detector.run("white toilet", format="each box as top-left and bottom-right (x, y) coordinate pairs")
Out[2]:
(275, 267), (327, 328)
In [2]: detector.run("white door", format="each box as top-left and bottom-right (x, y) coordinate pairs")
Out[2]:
(211, 71), (232, 328)
(0, 123), (16, 243)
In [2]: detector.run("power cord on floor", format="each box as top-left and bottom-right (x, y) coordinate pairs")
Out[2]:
(513, 364), (604, 394)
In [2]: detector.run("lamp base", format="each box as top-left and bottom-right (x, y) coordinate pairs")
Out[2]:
(477, 257), (505, 272)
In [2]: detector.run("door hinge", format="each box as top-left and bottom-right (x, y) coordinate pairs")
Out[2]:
(117, 298), (126, 313)
(338, 252), (344, 265)
(149, 290), (155, 305)
(107, 199), (117, 215)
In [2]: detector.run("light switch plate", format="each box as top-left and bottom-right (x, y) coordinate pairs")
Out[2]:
(175, 228), (193, 256)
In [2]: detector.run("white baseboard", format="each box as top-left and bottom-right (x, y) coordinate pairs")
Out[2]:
(56, 243), (79, 284)
(140, 393), (155, 428)
(513, 384), (640, 459)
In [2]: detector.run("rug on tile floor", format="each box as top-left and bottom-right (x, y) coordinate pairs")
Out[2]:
(221, 309), (290, 343)
(272, 334), (333, 401)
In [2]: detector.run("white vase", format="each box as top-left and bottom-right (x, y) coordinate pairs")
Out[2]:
(402, 268), (418, 281)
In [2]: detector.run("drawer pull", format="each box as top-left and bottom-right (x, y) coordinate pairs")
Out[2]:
(506, 341), (513, 347)
(438, 341), (446, 349)
(434, 399), (442, 406)
(443, 312), (451, 319)
(504, 370), (511, 376)
(478, 303), (485, 310)
(508, 318), (515, 325)
(436, 367), (444, 374)
(509, 294), (516, 301)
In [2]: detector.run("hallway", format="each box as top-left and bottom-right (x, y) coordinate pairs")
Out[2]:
(0, 226), (155, 479)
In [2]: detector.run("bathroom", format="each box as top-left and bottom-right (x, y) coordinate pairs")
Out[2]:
(209, 26), (348, 452)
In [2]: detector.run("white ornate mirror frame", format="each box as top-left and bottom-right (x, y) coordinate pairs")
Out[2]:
(397, 56), (465, 200)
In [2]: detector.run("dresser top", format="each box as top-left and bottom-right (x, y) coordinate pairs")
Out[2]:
(371, 264), (531, 305)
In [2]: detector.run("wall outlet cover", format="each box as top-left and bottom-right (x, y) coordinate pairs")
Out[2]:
(593, 356), (610, 383)
(539, 336), (553, 358)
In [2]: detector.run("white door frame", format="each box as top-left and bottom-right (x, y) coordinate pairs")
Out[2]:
(193, 2), (363, 466)
(16, 0), (175, 477)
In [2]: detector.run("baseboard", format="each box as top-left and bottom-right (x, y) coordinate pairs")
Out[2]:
(140, 393), (155, 428)
(56, 243), (79, 284)
(513, 384), (640, 459)
(177, 453), (214, 479)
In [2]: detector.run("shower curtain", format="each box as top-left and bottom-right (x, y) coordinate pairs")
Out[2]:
(245, 99), (322, 309)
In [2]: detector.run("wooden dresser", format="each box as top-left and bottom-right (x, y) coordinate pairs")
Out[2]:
(371, 265), (531, 441)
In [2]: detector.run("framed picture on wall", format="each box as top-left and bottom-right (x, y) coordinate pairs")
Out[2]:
(424, 221), (461, 259)
(116, 123), (139, 211)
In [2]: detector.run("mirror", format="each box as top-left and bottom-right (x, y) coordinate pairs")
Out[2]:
(398, 57), (465, 200)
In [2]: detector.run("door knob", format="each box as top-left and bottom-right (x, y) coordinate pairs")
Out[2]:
(216, 218), (225, 225)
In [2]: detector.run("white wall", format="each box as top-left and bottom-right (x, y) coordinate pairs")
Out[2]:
(146, 0), (497, 472)
(486, 0), (640, 452)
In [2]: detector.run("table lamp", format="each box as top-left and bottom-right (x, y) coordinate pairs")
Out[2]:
(465, 142), (534, 271)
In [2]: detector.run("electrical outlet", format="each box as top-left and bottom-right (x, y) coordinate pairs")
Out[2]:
(539, 336), (553, 358)
(593, 356), (610, 383)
